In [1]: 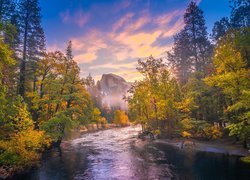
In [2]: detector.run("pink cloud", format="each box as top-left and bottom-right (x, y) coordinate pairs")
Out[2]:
(75, 53), (97, 63)
(113, 0), (132, 12)
(69, 9), (184, 70)
(155, 10), (183, 26)
(60, 9), (90, 27)
(112, 13), (134, 32)
(127, 16), (150, 32)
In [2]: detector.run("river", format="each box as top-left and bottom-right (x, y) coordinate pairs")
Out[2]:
(20, 126), (250, 180)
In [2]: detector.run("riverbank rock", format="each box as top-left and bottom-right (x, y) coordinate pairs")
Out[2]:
(181, 140), (196, 149)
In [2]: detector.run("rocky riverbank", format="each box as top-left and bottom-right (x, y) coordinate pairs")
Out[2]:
(155, 138), (250, 157)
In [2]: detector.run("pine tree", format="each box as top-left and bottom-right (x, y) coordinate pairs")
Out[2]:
(167, 29), (192, 84)
(0, 0), (16, 22)
(0, 0), (19, 51)
(183, 1), (212, 72)
(167, 1), (212, 83)
(212, 17), (231, 42)
(17, 0), (45, 97)
(230, 0), (250, 28)
(212, 0), (249, 41)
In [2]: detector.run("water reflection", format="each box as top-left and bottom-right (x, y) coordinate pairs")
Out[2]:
(20, 126), (250, 180)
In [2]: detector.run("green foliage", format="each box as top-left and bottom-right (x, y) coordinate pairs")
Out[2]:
(180, 118), (222, 139)
(127, 56), (181, 133)
(27, 42), (101, 142)
(0, 39), (15, 69)
(41, 113), (72, 142)
(184, 72), (225, 123)
(205, 29), (250, 141)
(240, 156), (250, 164)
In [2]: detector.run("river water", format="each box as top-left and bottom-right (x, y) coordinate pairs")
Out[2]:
(21, 126), (250, 180)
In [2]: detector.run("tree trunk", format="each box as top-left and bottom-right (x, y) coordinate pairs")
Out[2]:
(19, 13), (29, 97)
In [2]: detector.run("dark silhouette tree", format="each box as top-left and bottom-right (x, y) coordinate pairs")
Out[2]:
(17, 0), (45, 97)
(230, 0), (250, 28)
(167, 30), (192, 84)
(167, 1), (212, 84)
(183, 1), (212, 72)
(212, 17), (231, 42)
(212, 0), (249, 41)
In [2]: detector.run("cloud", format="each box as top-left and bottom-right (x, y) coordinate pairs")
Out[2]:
(89, 61), (138, 70)
(57, 3), (187, 82)
(112, 13), (134, 32)
(60, 9), (90, 27)
(47, 43), (63, 52)
(128, 15), (150, 32)
(115, 70), (143, 82)
(114, 30), (164, 58)
(73, 8), (183, 63)
(113, 0), (132, 12)
(75, 53), (97, 63)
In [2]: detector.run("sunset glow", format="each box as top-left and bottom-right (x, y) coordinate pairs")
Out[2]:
(41, 0), (230, 81)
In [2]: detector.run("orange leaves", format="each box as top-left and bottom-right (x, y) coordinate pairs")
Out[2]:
(114, 110), (129, 126)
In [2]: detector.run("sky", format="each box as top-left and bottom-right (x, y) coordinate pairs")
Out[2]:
(40, 0), (231, 82)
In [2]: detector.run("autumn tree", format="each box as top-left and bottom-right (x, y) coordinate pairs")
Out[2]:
(114, 110), (129, 126)
(127, 56), (181, 134)
(27, 42), (100, 142)
(205, 28), (250, 146)
(0, 36), (50, 172)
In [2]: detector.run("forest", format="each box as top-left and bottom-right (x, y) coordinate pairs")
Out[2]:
(127, 1), (249, 146)
(0, 0), (249, 178)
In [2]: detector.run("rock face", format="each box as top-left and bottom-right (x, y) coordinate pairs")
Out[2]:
(96, 73), (131, 109)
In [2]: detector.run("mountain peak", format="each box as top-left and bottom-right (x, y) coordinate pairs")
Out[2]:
(101, 73), (126, 83)
(93, 73), (131, 109)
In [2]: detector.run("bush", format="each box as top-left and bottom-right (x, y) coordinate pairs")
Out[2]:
(0, 130), (50, 168)
(180, 118), (222, 139)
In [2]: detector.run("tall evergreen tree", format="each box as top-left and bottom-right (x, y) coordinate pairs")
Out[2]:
(17, 0), (45, 97)
(183, 1), (212, 72)
(212, 0), (249, 41)
(230, 0), (250, 28)
(167, 1), (212, 84)
(167, 30), (192, 84)
(0, 0), (16, 22)
(0, 0), (18, 49)
(212, 17), (231, 42)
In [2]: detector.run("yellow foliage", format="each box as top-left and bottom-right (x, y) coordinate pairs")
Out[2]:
(99, 117), (107, 124)
(0, 129), (51, 167)
(114, 110), (129, 126)
(181, 131), (192, 138)
(180, 118), (194, 131)
(203, 126), (222, 139)
(154, 129), (161, 135)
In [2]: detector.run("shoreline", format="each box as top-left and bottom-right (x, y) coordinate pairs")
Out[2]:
(2, 126), (249, 179)
(154, 138), (250, 157)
